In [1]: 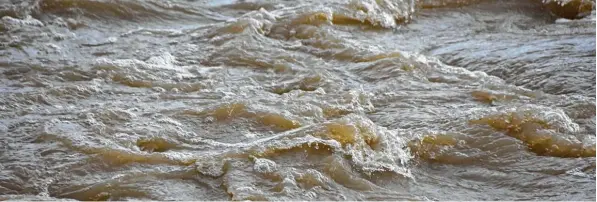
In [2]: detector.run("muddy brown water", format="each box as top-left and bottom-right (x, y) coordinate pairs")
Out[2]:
(0, 0), (595, 201)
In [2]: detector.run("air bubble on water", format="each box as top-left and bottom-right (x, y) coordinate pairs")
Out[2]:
(253, 157), (278, 174)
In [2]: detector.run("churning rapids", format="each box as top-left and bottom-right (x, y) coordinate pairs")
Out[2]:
(0, 0), (595, 201)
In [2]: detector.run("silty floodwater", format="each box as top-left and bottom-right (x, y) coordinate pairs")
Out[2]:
(0, 0), (595, 200)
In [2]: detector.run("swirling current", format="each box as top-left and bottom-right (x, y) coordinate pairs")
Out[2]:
(0, 0), (595, 201)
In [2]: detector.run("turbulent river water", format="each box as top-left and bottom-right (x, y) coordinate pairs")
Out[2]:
(0, 0), (595, 201)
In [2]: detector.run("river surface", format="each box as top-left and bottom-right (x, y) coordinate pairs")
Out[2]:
(0, 0), (595, 201)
